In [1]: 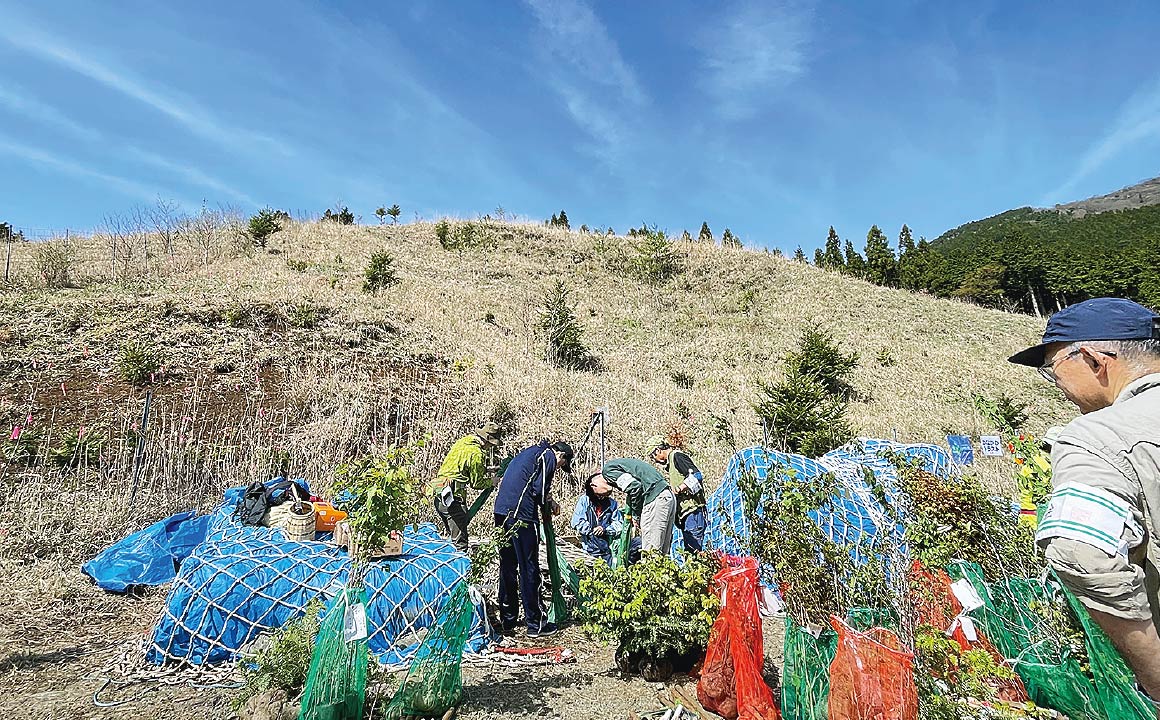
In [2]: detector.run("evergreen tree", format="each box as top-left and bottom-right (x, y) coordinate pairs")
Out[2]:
(387, 204), (401, 224)
(897, 224), (920, 289)
(680, 229), (693, 243)
(793, 246), (807, 263)
(952, 262), (1008, 307)
(843, 240), (866, 277)
(863, 225), (898, 286)
(698, 222), (713, 243)
(549, 213), (559, 227)
(821, 226), (845, 269)
(813, 248), (825, 266)
(558, 210), (570, 230)
(722, 228), (741, 248)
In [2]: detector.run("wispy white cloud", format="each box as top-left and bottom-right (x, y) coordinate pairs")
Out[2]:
(521, 0), (647, 167)
(698, 1), (813, 120)
(1043, 77), (1160, 204)
(1, 24), (293, 157)
(0, 135), (167, 203)
(0, 82), (102, 142)
(522, 0), (645, 106)
(124, 148), (258, 207)
(0, 82), (256, 206)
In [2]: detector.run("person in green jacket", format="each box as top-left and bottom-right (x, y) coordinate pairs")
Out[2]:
(429, 421), (501, 552)
(601, 457), (676, 555)
(643, 435), (708, 552)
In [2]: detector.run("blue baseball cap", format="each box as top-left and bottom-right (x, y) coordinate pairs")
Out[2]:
(1008, 297), (1160, 367)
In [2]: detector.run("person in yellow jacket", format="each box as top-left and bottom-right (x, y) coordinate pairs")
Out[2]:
(429, 421), (501, 552)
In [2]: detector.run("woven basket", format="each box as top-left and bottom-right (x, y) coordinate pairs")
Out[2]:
(283, 502), (316, 542)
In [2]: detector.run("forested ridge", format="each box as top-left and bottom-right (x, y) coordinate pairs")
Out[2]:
(806, 190), (1160, 315)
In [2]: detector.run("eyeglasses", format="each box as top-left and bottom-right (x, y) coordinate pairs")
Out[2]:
(1038, 348), (1117, 383)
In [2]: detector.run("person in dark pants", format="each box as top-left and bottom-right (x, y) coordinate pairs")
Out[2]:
(493, 439), (573, 637)
(428, 422), (501, 553)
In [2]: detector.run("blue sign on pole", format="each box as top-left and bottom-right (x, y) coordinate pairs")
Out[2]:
(946, 435), (975, 465)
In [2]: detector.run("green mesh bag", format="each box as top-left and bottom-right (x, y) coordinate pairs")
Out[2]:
(945, 561), (1150, 720)
(781, 616), (838, 720)
(385, 581), (477, 719)
(300, 584), (370, 720)
(1064, 583), (1154, 720)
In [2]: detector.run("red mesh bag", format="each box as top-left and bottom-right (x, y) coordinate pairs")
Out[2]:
(827, 615), (918, 720)
(697, 556), (779, 720)
(909, 563), (1029, 702)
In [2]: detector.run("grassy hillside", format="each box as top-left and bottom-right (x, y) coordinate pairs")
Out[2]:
(0, 216), (1072, 717)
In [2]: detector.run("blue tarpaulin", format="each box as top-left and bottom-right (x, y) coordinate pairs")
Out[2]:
(698, 438), (954, 567)
(82, 511), (211, 592)
(143, 485), (490, 666)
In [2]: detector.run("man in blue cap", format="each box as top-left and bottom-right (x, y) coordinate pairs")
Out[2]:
(1009, 297), (1160, 705)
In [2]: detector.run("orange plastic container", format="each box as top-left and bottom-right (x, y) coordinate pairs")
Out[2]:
(313, 502), (348, 532)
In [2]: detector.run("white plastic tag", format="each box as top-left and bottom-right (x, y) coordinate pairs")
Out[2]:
(959, 616), (978, 642)
(806, 623), (823, 639)
(950, 579), (984, 612)
(343, 602), (368, 643)
(758, 587), (783, 617)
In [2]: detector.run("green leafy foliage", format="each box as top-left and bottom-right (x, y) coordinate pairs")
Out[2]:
(736, 465), (892, 626)
(537, 279), (599, 371)
(819, 226), (845, 270)
(972, 392), (1029, 434)
(863, 224), (898, 287)
(435, 220), (497, 251)
(889, 455), (1039, 580)
(332, 441), (425, 561)
(49, 426), (104, 467)
(118, 340), (162, 385)
(248, 208), (283, 246)
(284, 301), (325, 328)
(322, 207), (355, 225)
(721, 228), (741, 248)
(931, 203), (1160, 311)
(625, 225), (683, 284)
(363, 250), (400, 293)
(577, 552), (720, 659)
(233, 600), (324, 710)
(698, 221), (713, 243)
(755, 326), (858, 456)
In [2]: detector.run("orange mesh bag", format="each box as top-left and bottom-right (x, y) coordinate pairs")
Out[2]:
(910, 563), (1029, 702)
(697, 556), (779, 720)
(827, 616), (918, 720)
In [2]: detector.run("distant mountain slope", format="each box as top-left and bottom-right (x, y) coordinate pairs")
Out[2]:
(1052, 176), (1160, 216)
(927, 180), (1160, 313)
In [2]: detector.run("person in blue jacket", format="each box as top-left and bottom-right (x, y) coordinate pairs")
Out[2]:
(492, 439), (573, 637)
(570, 473), (625, 565)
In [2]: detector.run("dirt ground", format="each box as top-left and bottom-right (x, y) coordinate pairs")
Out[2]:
(0, 558), (784, 720)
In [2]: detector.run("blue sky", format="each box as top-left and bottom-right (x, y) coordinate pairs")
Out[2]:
(2, 1), (1159, 252)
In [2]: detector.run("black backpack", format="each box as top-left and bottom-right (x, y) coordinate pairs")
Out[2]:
(235, 480), (310, 526)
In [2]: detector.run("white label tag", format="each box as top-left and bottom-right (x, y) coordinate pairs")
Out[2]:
(950, 579), (984, 612)
(979, 435), (1004, 457)
(806, 623), (823, 639)
(959, 615), (978, 642)
(343, 601), (368, 643)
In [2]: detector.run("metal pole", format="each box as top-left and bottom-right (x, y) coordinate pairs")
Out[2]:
(598, 408), (606, 467)
(129, 389), (154, 505)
